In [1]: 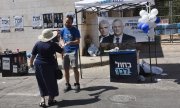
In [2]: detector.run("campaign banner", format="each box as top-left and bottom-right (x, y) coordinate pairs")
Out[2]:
(32, 15), (43, 29)
(14, 16), (24, 31)
(109, 50), (138, 82)
(0, 17), (10, 32)
(98, 17), (155, 44)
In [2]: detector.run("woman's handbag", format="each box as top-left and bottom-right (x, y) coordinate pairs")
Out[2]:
(55, 54), (63, 79)
(55, 66), (63, 79)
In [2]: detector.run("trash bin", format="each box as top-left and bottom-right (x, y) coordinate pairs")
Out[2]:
(109, 49), (139, 82)
(0, 51), (28, 77)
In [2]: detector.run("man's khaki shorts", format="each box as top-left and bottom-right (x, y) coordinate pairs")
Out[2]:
(63, 52), (78, 69)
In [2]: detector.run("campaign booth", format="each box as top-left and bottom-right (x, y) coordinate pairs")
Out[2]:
(74, 0), (155, 79)
(0, 51), (28, 77)
(109, 50), (139, 82)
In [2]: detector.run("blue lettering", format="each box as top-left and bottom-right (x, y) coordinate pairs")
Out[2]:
(115, 68), (132, 75)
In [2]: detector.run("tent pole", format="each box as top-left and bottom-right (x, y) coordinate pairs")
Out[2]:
(99, 44), (103, 66)
(155, 34), (157, 66)
(75, 9), (83, 79)
(146, 2), (153, 82)
(97, 7), (103, 66)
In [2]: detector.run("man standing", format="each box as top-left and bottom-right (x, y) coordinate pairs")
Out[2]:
(98, 19), (111, 43)
(104, 19), (136, 44)
(60, 14), (81, 93)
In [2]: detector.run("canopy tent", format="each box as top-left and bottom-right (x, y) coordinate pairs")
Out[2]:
(75, 0), (155, 13)
(74, 0), (156, 79)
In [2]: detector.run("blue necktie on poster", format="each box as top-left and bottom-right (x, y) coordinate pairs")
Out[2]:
(116, 38), (119, 43)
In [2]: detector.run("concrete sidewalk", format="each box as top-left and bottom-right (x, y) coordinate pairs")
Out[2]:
(1, 61), (180, 108)
(1, 43), (180, 108)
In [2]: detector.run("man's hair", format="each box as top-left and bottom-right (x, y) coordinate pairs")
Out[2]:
(66, 14), (74, 22)
(112, 19), (123, 26)
(99, 19), (109, 28)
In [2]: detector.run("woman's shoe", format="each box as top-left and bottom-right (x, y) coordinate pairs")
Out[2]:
(48, 100), (57, 106)
(39, 101), (46, 107)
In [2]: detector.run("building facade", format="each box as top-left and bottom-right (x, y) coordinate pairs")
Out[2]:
(0, 0), (80, 53)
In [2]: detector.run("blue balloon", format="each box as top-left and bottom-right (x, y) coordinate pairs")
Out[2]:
(137, 23), (143, 29)
(141, 23), (149, 30)
(143, 28), (149, 33)
(155, 17), (160, 23)
(141, 23), (149, 33)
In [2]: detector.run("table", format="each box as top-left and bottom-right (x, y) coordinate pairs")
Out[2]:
(109, 49), (139, 82)
(0, 51), (28, 77)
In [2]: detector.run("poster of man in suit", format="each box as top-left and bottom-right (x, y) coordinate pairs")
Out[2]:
(43, 14), (53, 28)
(53, 13), (63, 28)
(103, 18), (136, 44)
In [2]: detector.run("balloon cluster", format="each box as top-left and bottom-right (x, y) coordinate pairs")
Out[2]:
(138, 8), (160, 33)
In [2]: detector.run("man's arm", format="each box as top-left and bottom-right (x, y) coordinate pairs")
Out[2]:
(59, 36), (65, 47)
(64, 37), (80, 46)
(30, 55), (35, 67)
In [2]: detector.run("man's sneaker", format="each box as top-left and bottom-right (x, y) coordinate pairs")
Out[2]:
(64, 83), (71, 93)
(74, 83), (80, 93)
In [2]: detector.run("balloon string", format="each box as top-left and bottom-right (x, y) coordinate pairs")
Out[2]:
(145, 2), (151, 13)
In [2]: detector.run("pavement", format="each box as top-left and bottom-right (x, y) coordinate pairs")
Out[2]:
(1, 43), (180, 108)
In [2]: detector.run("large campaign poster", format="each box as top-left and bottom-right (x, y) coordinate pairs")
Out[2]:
(0, 16), (10, 32)
(32, 15), (43, 29)
(14, 16), (24, 31)
(98, 17), (155, 44)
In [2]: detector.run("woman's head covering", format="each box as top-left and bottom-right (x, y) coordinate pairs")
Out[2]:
(38, 29), (57, 42)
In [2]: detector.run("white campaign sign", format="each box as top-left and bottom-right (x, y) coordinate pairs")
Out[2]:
(32, 15), (42, 29)
(0, 17), (10, 32)
(2, 57), (10, 70)
(13, 65), (18, 73)
(14, 16), (24, 31)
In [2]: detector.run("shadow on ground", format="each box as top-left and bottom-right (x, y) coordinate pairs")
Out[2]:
(81, 86), (118, 97)
(152, 63), (180, 84)
(56, 96), (100, 107)
(55, 86), (118, 107)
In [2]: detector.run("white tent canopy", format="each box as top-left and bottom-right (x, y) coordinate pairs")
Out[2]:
(75, 0), (155, 12)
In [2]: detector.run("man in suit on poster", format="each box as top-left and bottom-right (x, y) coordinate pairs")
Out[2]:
(103, 18), (136, 44)
(54, 14), (58, 28)
(98, 19), (111, 43)
(47, 14), (53, 28)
